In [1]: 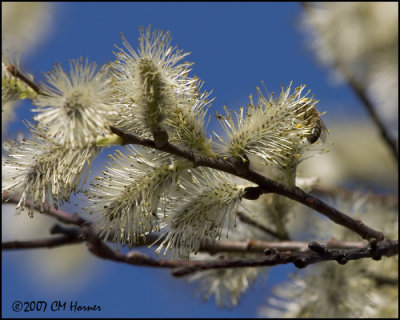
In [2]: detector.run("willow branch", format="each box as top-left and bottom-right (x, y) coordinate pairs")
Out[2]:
(199, 238), (367, 255)
(172, 239), (398, 277)
(110, 127), (385, 242)
(3, 229), (397, 278)
(2, 224), (367, 254)
(2, 193), (397, 275)
(4, 64), (387, 242)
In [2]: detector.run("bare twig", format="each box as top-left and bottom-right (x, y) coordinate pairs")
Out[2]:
(200, 238), (367, 255)
(236, 211), (289, 240)
(172, 239), (398, 277)
(2, 236), (84, 250)
(2, 192), (87, 226)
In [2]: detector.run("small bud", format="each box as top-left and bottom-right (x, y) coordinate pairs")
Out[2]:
(368, 237), (378, 252)
(337, 254), (348, 265)
(242, 187), (262, 200)
(294, 258), (307, 268)
(308, 241), (327, 256)
(153, 130), (169, 148)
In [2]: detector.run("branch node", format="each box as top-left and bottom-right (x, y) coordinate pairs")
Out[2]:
(226, 154), (250, 175)
(308, 241), (327, 256)
(153, 130), (169, 148)
(369, 237), (378, 252)
(242, 186), (263, 200)
(337, 253), (349, 265)
(264, 248), (278, 256)
(305, 197), (315, 205)
(293, 257), (307, 269)
(50, 224), (64, 235)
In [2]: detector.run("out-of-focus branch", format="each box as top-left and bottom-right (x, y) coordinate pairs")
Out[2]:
(312, 185), (398, 207)
(347, 78), (398, 161)
(367, 273), (398, 287)
(299, 3), (398, 161)
(236, 211), (290, 240)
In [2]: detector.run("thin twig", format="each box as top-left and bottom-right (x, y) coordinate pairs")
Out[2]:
(236, 211), (289, 240)
(2, 192), (87, 226)
(2, 236), (84, 250)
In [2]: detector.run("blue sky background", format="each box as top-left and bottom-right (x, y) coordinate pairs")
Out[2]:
(2, 2), (388, 318)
